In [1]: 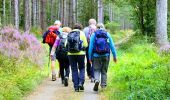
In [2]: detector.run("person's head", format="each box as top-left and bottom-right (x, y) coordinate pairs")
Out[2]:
(89, 24), (97, 32)
(89, 19), (97, 25)
(73, 23), (83, 30)
(96, 23), (105, 30)
(54, 20), (62, 27)
(62, 27), (72, 33)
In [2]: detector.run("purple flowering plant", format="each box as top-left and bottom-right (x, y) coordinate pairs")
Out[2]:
(0, 26), (46, 67)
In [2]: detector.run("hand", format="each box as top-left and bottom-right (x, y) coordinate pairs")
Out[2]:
(113, 57), (117, 63)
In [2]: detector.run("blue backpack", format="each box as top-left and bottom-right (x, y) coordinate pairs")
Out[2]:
(93, 30), (110, 54)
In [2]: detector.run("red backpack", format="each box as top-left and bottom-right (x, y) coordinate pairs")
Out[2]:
(45, 26), (59, 46)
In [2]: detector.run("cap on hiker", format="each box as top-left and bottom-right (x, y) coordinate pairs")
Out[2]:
(54, 20), (61, 25)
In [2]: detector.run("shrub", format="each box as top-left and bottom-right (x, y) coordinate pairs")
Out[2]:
(0, 26), (46, 67)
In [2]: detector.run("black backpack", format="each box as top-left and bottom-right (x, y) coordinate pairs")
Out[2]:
(67, 31), (82, 53)
(56, 36), (68, 60)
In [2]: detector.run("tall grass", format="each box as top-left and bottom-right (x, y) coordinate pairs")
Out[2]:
(105, 35), (170, 99)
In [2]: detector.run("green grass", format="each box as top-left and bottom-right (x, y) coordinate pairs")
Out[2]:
(0, 53), (48, 100)
(104, 35), (170, 100)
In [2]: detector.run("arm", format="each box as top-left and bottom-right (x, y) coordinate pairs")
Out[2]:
(88, 33), (95, 61)
(107, 32), (117, 60)
(50, 37), (60, 56)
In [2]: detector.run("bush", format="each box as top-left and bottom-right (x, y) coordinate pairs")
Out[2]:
(0, 26), (46, 67)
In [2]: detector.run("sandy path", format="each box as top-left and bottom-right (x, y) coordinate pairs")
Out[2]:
(23, 77), (104, 100)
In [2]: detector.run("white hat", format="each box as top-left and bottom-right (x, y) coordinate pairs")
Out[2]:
(54, 20), (61, 25)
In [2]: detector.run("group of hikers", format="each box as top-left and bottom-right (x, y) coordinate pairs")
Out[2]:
(42, 19), (117, 92)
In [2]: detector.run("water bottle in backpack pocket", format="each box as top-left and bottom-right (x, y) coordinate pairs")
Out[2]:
(93, 30), (110, 54)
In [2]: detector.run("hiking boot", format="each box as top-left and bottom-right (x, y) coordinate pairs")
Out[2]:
(64, 77), (68, 86)
(52, 74), (56, 81)
(61, 79), (64, 84)
(93, 80), (99, 91)
(79, 84), (84, 91)
(75, 87), (79, 92)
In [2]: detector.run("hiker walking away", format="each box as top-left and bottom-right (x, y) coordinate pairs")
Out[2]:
(88, 23), (117, 92)
(50, 27), (71, 86)
(83, 19), (97, 82)
(42, 20), (62, 81)
(67, 23), (88, 92)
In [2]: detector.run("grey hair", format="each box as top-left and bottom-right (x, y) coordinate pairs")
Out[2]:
(96, 23), (105, 30)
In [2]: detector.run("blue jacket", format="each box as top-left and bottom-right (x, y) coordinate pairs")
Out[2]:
(88, 30), (117, 60)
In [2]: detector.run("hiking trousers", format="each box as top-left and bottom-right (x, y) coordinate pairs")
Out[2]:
(86, 47), (94, 78)
(93, 56), (110, 87)
(58, 58), (70, 80)
(68, 55), (85, 89)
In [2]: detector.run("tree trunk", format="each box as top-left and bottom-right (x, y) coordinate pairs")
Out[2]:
(36, 0), (40, 26)
(156, 0), (168, 45)
(24, 0), (31, 31)
(32, 0), (37, 27)
(73, 0), (76, 24)
(9, 0), (12, 24)
(97, 0), (103, 23)
(50, 0), (53, 24)
(14, 0), (19, 29)
(40, 0), (46, 31)
(139, 0), (145, 34)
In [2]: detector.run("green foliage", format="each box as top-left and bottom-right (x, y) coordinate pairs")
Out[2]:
(168, 0), (170, 40)
(30, 26), (43, 40)
(0, 53), (47, 100)
(78, 0), (97, 26)
(105, 35), (170, 99)
(116, 0), (156, 36)
(105, 22), (120, 34)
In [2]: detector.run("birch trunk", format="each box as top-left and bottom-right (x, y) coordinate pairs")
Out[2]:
(14, 0), (19, 29)
(156, 0), (168, 45)
(97, 0), (103, 23)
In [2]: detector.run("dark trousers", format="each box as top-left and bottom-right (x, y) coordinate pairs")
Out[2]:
(58, 58), (70, 80)
(68, 55), (85, 89)
(86, 47), (94, 78)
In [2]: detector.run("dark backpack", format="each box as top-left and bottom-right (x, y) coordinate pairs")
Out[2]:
(67, 31), (82, 53)
(93, 30), (110, 54)
(56, 36), (68, 60)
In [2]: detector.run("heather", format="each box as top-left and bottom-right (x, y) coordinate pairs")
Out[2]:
(0, 26), (48, 99)
(103, 35), (170, 99)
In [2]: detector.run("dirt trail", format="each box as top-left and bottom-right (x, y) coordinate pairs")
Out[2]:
(24, 77), (104, 100)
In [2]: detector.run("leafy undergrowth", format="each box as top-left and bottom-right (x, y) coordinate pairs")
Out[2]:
(0, 26), (48, 99)
(104, 35), (170, 100)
